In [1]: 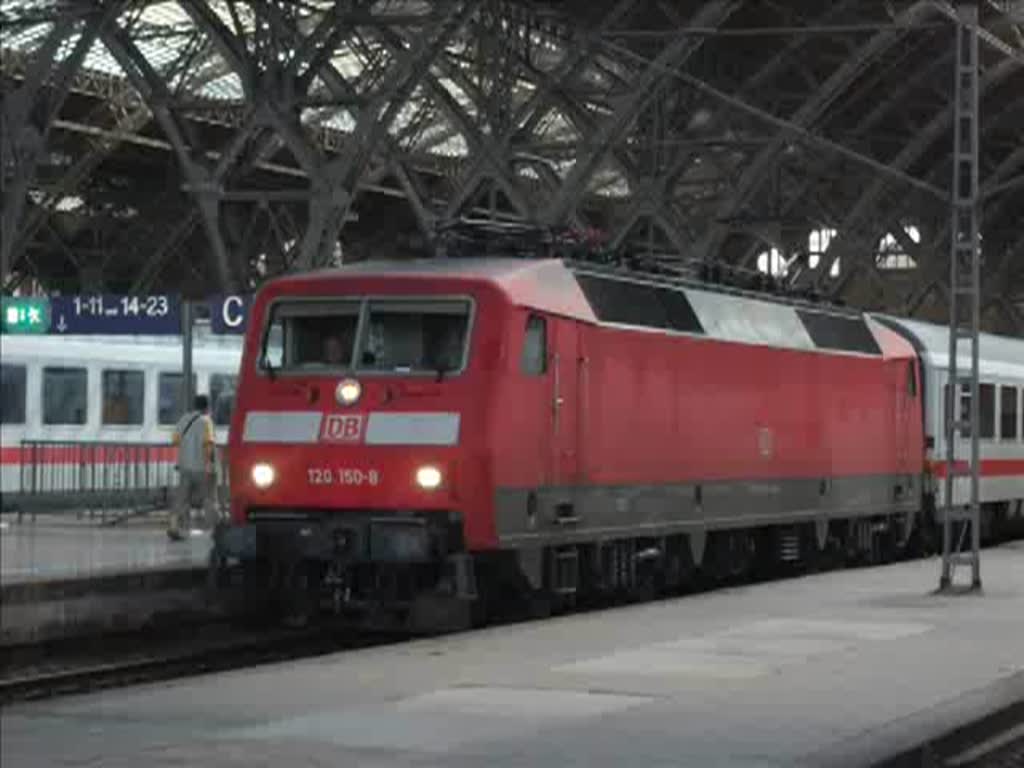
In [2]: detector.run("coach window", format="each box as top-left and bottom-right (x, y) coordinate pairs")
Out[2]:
(158, 372), (197, 426)
(102, 370), (144, 426)
(979, 383), (996, 440)
(43, 367), (88, 425)
(1, 364), (27, 425)
(521, 314), (547, 376)
(945, 382), (973, 438)
(1001, 385), (1019, 441)
(210, 374), (237, 426)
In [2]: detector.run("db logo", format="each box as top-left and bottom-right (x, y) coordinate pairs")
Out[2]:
(321, 414), (364, 443)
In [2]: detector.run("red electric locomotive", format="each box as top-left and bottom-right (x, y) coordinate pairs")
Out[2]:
(214, 257), (925, 629)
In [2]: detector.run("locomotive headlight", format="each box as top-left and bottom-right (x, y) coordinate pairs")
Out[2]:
(415, 465), (443, 490)
(336, 378), (362, 406)
(251, 462), (276, 489)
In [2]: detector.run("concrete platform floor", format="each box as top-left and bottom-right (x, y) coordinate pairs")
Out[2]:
(4, 543), (1023, 768)
(0, 514), (210, 585)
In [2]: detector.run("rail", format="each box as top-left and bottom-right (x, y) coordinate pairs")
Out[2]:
(1, 440), (230, 524)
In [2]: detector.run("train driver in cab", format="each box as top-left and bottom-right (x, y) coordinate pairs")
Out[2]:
(321, 322), (356, 367)
(323, 334), (347, 365)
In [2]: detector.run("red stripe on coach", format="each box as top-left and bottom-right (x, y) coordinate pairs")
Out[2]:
(929, 459), (1024, 478)
(0, 445), (178, 465)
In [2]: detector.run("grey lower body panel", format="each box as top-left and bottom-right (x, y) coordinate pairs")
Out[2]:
(495, 474), (920, 547)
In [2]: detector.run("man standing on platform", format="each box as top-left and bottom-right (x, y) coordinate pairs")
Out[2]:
(168, 394), (218, 540)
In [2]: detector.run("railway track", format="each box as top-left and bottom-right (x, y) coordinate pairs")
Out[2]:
(0, 565), (747, 706)
(3, 536), (1021, 706)
(0, 622), (398, 706)
(873, 701), (1024, 768)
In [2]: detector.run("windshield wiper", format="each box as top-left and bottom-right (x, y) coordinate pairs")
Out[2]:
(435, 361), (452, 382)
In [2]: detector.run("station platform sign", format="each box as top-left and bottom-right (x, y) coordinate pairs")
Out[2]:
(49, 295), (181, 335)
(208, 294), (251, 334)
(1, 294), (252, 335)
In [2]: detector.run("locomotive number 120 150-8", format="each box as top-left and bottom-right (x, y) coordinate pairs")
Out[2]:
(307, 468), (380, 486)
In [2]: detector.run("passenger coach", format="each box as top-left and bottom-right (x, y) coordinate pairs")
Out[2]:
(878, 317), (1024, 537)
(0, 334), (242, 507)
(215, 258), (1022, 629)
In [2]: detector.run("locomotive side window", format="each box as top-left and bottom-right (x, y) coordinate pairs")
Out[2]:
(1001, 385), (1018, 441)
(260, 300), (360, 370)
(907, 360), (917, 397)
(1, 364), (27, 425)
(521, 314), (547, 376)
(210, 374), (237, 426)
(358, 299), (470, 375)
(43, 367), (88, 425)
(158, 372), (197, 425)
(102, 370), (144, 426)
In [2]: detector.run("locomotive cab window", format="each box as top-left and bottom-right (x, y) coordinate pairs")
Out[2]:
(1, 364), (27, 425)
(102, 370), (144, 426)
(260, 300), (360, 371)
(259, 298), (471, 376)
(359, 299), (471, 375)
(521, 314), (547, 376)
(43, 367), (88, 425)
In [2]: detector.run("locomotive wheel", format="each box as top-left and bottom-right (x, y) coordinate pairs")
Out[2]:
(218, 559), (279, 628)
(813, 534), (844, 573)
(708, 531), (754, 583)
(406, 593), (473, 635)
(276, 560), (322, 629)
(662, 536), (696, 594)
(803, 523), (837, 574)
(524, 590), (553, 620)
(904, 520), (936, 558)
(862, 519), (899, 566)
(881, 525), (901, 565)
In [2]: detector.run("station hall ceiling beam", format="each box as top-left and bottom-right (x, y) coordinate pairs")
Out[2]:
(2, 4), (124, 284)
(817, 54), (1021, 297)
(101, 18), (240, 292)
(543, 0), (740, 228)
(695, 1), (940, 265)
(294, 1), (475, 270)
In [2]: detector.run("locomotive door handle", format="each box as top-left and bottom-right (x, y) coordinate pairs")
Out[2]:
(552, 353), (561, 429)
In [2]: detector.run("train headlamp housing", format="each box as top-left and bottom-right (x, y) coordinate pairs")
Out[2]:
(251, 462), (276, 489)
(415, 465), (443, 490)
(335, 378), (362, 406)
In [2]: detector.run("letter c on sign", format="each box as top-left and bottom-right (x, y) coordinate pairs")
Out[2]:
(222, 296), (243, 328)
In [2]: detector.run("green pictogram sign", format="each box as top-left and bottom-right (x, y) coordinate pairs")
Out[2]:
(1, 297), (51, 334)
